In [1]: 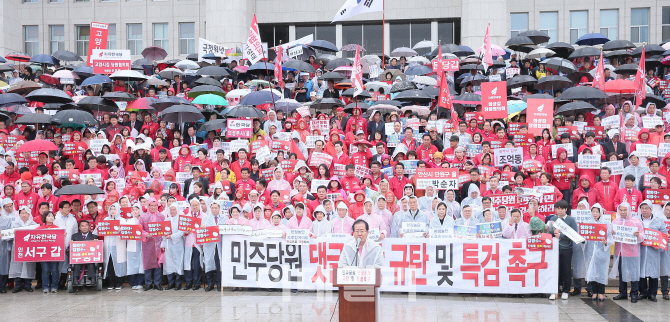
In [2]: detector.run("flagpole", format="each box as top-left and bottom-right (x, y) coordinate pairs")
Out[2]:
(381, 1), (386, 68)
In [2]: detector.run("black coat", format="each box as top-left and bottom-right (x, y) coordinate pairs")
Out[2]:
(122, 120), (144, 133)
(602, 141), (628, 160)
(71, 232), (98, 242)
(183, 177), (210, 197)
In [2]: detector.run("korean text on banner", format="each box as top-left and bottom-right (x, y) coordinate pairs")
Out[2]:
(227, 119), (252, 138)
(245, 14), (265, 64)
(526, 99), (554, 136)
(493, 147), (523, 167)
(198, 38), (226, 61)
(70, 240), (104, 264)
(91, 49), (131, 74)
(87, 22), (109, 65)
(415, 168), (458, 190)
(481, 82), (507, 119)
(13, 229), (66, 262)
(613, 224), (638, 244)
(554, 218), (585, 243)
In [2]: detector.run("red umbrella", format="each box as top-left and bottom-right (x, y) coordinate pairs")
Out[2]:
(126, 97), (156, 111)
(5, 52), (30, 62)
(141, 46), (168, 61)
(16, 139), (58, 153)
(603, 79), (635, 94)
(39, 74), (60, 86)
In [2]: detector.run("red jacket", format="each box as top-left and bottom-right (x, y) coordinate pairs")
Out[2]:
(416, 144), (438, 161)
(389, 175), (411, 200)
(37, 194), (60, 214)
(331, 153), (351, 173)
(350, 151), (372, 168)
(614, 187), (643, 213)
(0, 170), (20, 186)
(14, 190), (40, 218)
(546, 147), (574, 190)
(593, 179), (618, 211)
(571, 175), (600, 208)
(235, 178), (255, 199)
(340, 175), (360, 193)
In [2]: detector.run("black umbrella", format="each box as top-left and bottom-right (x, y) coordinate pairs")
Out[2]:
(541, 57), (577, 74)
(0, 65), (12, 73)
(223, 105), (265, 118)
(54, 184), (105, 196)
(325, 58), (351, 70)
(558, 86), (607, 100)
(602, 40), (636, 51)
(102, 91), (137, 102)
(506, 75), (537, 88)
(77, 96), (119, 113)
(518, 30), (550, 45)
(489, 60), (507, 68)
(404, 65), (432, 76)
(604, 50), (632, 59)
(374, 100), (402, 106)
(0, 93), (28, 107)
(427, 44), (462, 58)
(50, 110), (99, 126)
(459, 64), (485, 72)
(283, 60), (317, 73)
(309, 40), (338, 52)
(632, 44), (666, 57)
(640, 94), (667, 107)
(198, 119), (227, 132)
(30, 54), (58, 65)
(568, 47), (601, 59)
(555, 101), (597, 115)
(459, 74), (488, 87)
(72, 65), (94, 78)
(344, 102), (371, 113)
(534, 75), (573, 91)
(310, 98), (345, 111)
(25, 88), (73, 104)
(14, 113), (53, 125)
(186, 53), (199, 61)
(522, 93), (555, 102)
(159, 104), (205, 123)
(52, 50), (82, 62)
(194, 77), (222, 87)
(453, 46), (475, 57)
(239, 91), (280, 106)
(151, 96), (193, 111)
(342, 88), (372, 98)
(196, 66), (230, 77)
(545, 42), (575, 58)
(390, 80), (417, 93)
(247, 62), (275, 75)
(566, 71), (593, 84)
(393, 90), (433, 102)
(645, 56), (664, 69)
(321, 72), (346, 81)
(614, 63), (639, 75)
(505, 36), (535, 52)
(187, 85), (226, 98)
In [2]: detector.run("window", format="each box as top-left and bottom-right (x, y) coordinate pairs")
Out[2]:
(438, 21), (455, 44)
(107, 24), (117, 49)
(410, 22), (431, 55)
(539, 12), (558, 44)
(510, 13), (528, 37)
(179, 22), (195, 55)
(23, 0), (37, 3)
(390, 23), (410, 50)
(664, 7), (670, 41)
(631, 8), (649, 44)
(24, 26), (39, 57)
(127, 23), (143, 55)
(258, 24), (289, 48)
(600, 9), (618, 40)
(569, 11), (588, 44)
(50, 25), (64, 54)
(153, 23), (169, 53)
(341, 25), (362, 58)
(74, 0), (89, 2)
(362, 24), (383, 55)
(75, 25), (90, 56)
(315, 25), (336, 48)
(50, 0), (64, 3)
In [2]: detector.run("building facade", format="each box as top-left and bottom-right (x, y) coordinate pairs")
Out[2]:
(0, 0), (668, 61)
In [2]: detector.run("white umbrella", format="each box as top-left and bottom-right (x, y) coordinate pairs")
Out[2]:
(158, 67), (183, 79)
(261, 88), (283, 97)
(411, 76), (437, 86)
(413, 40), (437, 50)
(364, 81), (392, 93)
(109, 70), (147, 81)
(433, 53), (458, 61)
(408, 56), (430, 65)
(226, 89), (251, 99)
(361, 55), (381, 65)
(52, 70), (80, 79)
(400, 105), (431, 116)
(526, 48), (556, 60)
(333, 66), (353, 77)
(175, 60), (200, 70)
(391, 47), (418, 57)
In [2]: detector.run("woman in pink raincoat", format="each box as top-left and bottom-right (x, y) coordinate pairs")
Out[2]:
(248, 204), (272, 230)
(140, 197), (165, 290)
(287, 202), (313, 230)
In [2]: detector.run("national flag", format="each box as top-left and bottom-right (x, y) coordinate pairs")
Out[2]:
(483, 23), (493, 66)
(351, 45), (364, 97)
(634, 47), (646, 107)
(438, 73), (453, 110)
(274, 49), (284, 89)
(332, 0), (384, 23)
(592, 50), (605, 90)
(245, 14), (264, 64)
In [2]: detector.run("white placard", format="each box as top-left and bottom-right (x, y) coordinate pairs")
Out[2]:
(551, 144), (574, 158)
(578, 154), (601, 169)
(368, 228), (380, 242)
(170, 147), (180, 160)
(89, 139), (109, 155)
(219, 225), (253, 236)
(310, 179), (331, 193)
(635, 144), (657, 158)
(153, 162), (172, 174)
(642, 116), (664, 129)
(554, 218), (585, 243)
(288, 46), (303, 58)
(1, 224), (40, 240)
(286, 229), (311, 245)
(601, 115), (620, 129)
(251, 229), (284, 238)
(336, 268), (377, 284)
(571, 210), (593, 223)
(659, 143), (670, 158)
(574, 121), (587, 134)
(612, 224), (638, 245)
(255, 146), (271, 164)
(305, 135), (325, 149)
(198, 38), (226, 62)
(493, 147), (523, 167)
(176, 172), (191, 184)
(429, 227), (454, 239)
(401, 222), (427, 234)
(230, 139), (250, 153)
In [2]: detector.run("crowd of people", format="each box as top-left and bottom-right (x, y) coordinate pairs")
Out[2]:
(0, 38), (669, 303)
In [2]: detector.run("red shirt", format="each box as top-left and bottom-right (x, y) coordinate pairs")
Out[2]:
(417, 144), (438, 161)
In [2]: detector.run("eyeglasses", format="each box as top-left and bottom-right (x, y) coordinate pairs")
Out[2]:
(354, 230), (367, 234)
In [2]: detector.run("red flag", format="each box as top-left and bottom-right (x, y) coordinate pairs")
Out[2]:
(351, 45), (364, 97)
(438, 72), (453, 110)
(634, 47), (646, 107)
(274, 48), (284, 89)
(434, 45), (443, 88)
(592, 51), (605, 90)
(483, 23), (493, 66)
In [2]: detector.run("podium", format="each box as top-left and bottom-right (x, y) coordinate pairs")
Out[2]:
(333, 267), (382, 322)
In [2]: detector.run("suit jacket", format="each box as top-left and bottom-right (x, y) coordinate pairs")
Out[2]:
(183, 177), (210, 197)
(602, 141), (628, 161)
(71, 231), (98, 242)
(122, 120), (144, 133)
(183, 135), (203, 146)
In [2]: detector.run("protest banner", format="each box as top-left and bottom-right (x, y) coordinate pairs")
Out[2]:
(178, 216), (202, 233)
(623, 129), (638, 142)
(642, 229), (668, 250)
(464, 112), (485, 125)
(415, 168), (458, 190)
(477, 222), (502, 238)
(86, 22), (109, 64)
(454, 225), (477, 239)
(643, 173), (667, 188)
(227, 119), (253, 138)
(601, 115), (620, 129)
(574, 121), (587, 134)
(219, 225), (253, 236)
(578, 154), (601, 169)
(96, 220), (120, 236)
(527, 233), (554, 250)
(508, 123), (523, 136)
(601, 160), (624, 175)
(69, 240), (104, 264)
(310, 120), (330, 134)
(353, 165), (371, 179)
(642, 115), (664, 129)
(400, 160), (419, 175)
(222, 235), (558, 293)
(635, 144), (657, 158)
(310, 179), (331, 193)
(401, 222), (427, 235)
(305, 135), (325, 149)
(613, 224), (639, 244)
(309, 152), (333, 167)
(387, 134), (402, 148)
(286, 229), (310, 245)
(506, 67), (520, 78)
(13, 229), (65, 262)
(465, 144), (483, 158)
(493, 147), (523, 167)
(659, 143), (670, 158)
(578, 223), (607, 242)
(428, 228), (454, 239)
(271, 140), (291, 153)
(147, 221), (172, 236)
(119, 207), (132, 219)
(251, 229), (285, 238)
(230, 139), (250, 152)
(196, 226), (221, 244)
(280, 159), (298, 174)
(551, 163), (576, 179)
(175, 172), (191, 184)
(119, 224), (143, 240)
(198, 37), (226, 61)
(333, 164), (346, 177)
(254, 146), (271, 164)
(251, 140), (270, 154)
(481, 82), (507, 119)
(88, 139), (108, 155)
(1, 225), (39, 241)
(643, 189), (670, 204)
(553, 218), (585, 243)
(526, 98), (554, 136)
(91, 49), (130, 74)
(571, 210), (593, 223)
(551, 143), (574, 158)
(489, 194), (518, 209)
(584, 126), (605, 139)
(557, 126), (579, 140)
(512, 133), (535, 148)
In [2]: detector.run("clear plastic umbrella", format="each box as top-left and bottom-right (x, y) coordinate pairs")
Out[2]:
(413, 40), (436, 50)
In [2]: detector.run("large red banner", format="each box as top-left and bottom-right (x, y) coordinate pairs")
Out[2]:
(13, 229), (66, 262)
(481, 81), (507, 119)
(70, 240), (104, 264)
(87, 22), (109, 66)
(526, 99), (554, 136)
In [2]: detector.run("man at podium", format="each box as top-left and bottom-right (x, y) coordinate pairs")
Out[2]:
(338, 220), (384, 268)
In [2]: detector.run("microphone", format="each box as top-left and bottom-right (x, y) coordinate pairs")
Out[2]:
(356, 237), (361, 249)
